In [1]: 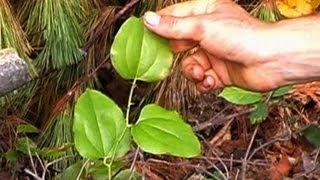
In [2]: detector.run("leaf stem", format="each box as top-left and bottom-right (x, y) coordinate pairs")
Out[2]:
(76, 159), (90, 180)
(105, 78), (137, 179)
(126, 78), (137, 126)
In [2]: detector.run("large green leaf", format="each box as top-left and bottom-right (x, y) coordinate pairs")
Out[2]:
(301, 124), (320, 147)
(131, 104), (201, 158)
(73, 89), (131, 159)
(55, 160), (84, 180)
(219, 87), (262, 105)
(111, 17), (173, 82)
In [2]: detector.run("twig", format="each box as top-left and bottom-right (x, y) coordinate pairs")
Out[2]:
(197, 157), (268, 167)
(313, 148), (320, 170)
(241, 125), (259, 180)
(202, 157), (227, 180)
(248, 130), (291, 161)
(26, 138), (38, 177)
(76, 159), (90, 180)
(46, 155), (74, 168)
(82, 0), (139, 52)
(198, 134), (229, 179)
(194, 109), (252, 131)
(235, 169), (240, 180)
(35, 153), (46, 179)
(230, 154), (233, 173)
(138, 152), (146, 180)
(24, 153), (75, 180)
(24, 169), (41, 180)
(129, 147), (140, 180)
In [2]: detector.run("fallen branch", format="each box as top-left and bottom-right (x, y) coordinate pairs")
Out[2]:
(194, 109), (252, 132)
(241, 125), (259, 180)
(0, 49), (31, 97)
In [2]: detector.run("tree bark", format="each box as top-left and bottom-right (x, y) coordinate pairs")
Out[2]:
(0, 49), (31, 96)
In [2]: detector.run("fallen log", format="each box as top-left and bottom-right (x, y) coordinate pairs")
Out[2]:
(0, 48), (31, 96)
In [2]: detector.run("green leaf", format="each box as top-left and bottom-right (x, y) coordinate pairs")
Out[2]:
(15, 137), (37, 154)
(87, 160), (125, 180)
(37, 144), (72, 159)
(301, 124), (320, 147)
(219, 87), (262, 105)
(111, 17), (173, 82)
(131, 104), (201, 158)
(249, 102), (268, 124)
(73, 89), (131, 159)
(55, 160), (84, 180)
(114, 169), (142, 180)
(17, 124), (39, 134)
(4, 150), (21, 161)
(272, 86), (292, 98)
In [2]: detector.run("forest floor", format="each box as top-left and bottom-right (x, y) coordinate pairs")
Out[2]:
(1, 71), (319, 180)
(119, 80), (320, 179)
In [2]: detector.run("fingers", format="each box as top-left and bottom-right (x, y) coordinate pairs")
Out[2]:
(170, 40), (197, 53)
(181, 50), (226, 92)
(157, 0), (219, 17)
(196, 69), (224, 93)
(182, 50), (211, 82)
(144, 12), (204, 41)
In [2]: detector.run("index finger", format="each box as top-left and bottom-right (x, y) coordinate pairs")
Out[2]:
(157, 0), (221, 17)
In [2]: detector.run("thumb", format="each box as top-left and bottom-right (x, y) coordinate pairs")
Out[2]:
(143, 11), (204, 41)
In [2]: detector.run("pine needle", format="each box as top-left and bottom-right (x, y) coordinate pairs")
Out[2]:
(251, 0), (282, 22)
(26, 0), (84, 71)
(0, 0), (36, 76)
(39, 105), (77, 171)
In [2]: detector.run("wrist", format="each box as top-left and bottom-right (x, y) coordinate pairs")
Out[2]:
(257, 18), (320, 86)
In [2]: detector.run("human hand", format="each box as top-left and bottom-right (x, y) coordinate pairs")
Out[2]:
(143, 0), (286, 92)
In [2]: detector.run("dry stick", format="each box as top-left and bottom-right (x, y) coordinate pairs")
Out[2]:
(76, 159), (90, 180)
(129, 147), (140, 180)
(24, 169), (41, 180)
(247, 130), (292, 161)
(35, 153), (46, 180)
(139, 152), (146, 180)
(194, 109), (252, 132)
(241, 125), (259, 180)
(235, 169), (240, 180)
(24, 154), (75, 180)
(198, 134), (229, 179)
(201, 156), (228, 180)
(313, 148), (320, 170)
(25, 138), (38, 178)
(230, 154), (233, 173)
(198, 157), (268, 167)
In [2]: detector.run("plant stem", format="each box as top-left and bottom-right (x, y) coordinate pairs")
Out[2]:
(106, 78), (137, 179)
(77, 159), (90, 180)
(126, 78), (137, 126)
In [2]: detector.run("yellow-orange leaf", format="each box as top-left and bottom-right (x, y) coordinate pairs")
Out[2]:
(276, 0), (320, 18)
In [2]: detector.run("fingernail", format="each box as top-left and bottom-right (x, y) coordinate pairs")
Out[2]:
(144, 11), (160, 26)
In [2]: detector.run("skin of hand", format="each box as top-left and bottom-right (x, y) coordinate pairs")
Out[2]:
(143, 0), (320, 92)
